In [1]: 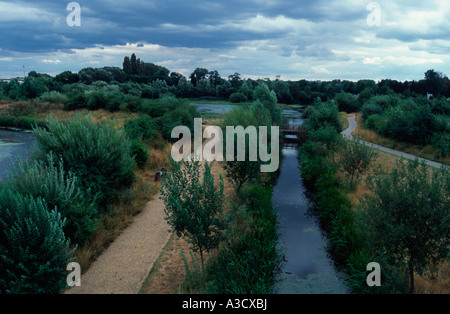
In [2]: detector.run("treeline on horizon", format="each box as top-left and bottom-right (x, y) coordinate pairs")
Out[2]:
(1, 53), (450, 106)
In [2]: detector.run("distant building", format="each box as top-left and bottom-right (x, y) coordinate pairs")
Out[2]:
(0, 78), (24, 84)
(427, 93), (433, 100)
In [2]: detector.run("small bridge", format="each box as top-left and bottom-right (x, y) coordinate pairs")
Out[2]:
(281, 125), (306, 148)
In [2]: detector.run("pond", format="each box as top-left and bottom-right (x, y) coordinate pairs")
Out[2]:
(0, 129), (37, 181)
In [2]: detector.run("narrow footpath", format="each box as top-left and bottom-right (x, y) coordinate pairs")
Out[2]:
(64, 194), (171, 294)
(342, 115), (449, 170)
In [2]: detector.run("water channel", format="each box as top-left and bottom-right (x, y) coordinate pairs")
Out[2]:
(194, 103), (347, 294)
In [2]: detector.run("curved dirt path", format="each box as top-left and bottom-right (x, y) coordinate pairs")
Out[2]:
(342, 115), (449, 170)
(64, 193), (171, 294)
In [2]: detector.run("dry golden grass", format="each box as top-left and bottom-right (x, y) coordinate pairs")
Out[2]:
(0, 100), (64, 117)
(415, 261), (450, 294)
(147, 138), (172, 171)
(32, 108), (140, 128)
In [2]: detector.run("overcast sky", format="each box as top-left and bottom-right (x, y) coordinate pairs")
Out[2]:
(1, 0), (449, 81)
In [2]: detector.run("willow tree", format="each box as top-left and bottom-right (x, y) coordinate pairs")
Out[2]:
(160, 159), (227, 290)
(357, 159), (450, 293)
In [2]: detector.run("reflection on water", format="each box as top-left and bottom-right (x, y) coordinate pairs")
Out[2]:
(193, 103), (236, 114)
(0, 130), (37, 181)
(273, 148), (347, 294)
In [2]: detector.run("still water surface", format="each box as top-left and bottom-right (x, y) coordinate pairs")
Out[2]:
(194, 103), (347, 293)
(0, 129), (37, 181)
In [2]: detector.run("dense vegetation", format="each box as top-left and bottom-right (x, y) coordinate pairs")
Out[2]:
(299, 99), (449, 294)
(2, 55), (450, 108)
(361, 94), (450, 156)
(1, 53), (449, 294)
(160, 83), (284, 293)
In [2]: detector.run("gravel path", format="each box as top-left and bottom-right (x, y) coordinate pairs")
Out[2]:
(64, 193), (171, 294)
(342, 115), (449, 170)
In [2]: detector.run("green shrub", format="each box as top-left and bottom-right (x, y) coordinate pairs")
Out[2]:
(38, 91), (69, 104)
(156, 104), (200, 141)
(367, 95), (399, 110)
(365, 113), (392, 137)
(307, 125), (343, 162)
(0, 114), (46, 130)
(303, 102), (342, 133)
(105, 90), (125, 112)
(122, 94), (141, 112)
(33, 115), (135, 208)
(361, 103), (383, 120)
(208, 185), (282, 294)
(0, 188), (72, 294)
(431, 97), (450, 115)
(64, 93), (88, 110)
(139, 102), (166, 117)
(384, 104), (442, 144)
(124, 115), (155, 141)
(431, 133), (450, 157)
(5, 153), (97, 245)
(334, 92), (360, 113)
(86, 90), (107, 110)
(339, 139), (378, 189)
(229, 92), (248, 103)
(130, 139), (149, 168)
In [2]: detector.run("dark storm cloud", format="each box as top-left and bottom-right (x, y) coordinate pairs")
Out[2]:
(0, 0), (449, 80)
(0, 0), (368, 52)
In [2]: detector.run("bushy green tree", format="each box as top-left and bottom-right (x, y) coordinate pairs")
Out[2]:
(64, 93), (88, 110)
(361, 103), (383, 120)
(229, 92), (248, 103)
(130, 139), (149, 168)
(161, 159), (227, 289)
(21, 76), (47, 99)
(272, 80), (293, 104)
(0, 188), (72, 294)
(220, 106), (273, 192)
(38, 91), (69, 104)
(253, 83), (282, 125)
(303, 101), (342, 133)
(339, 139), (378, 188)
(156, 103), (200, 141)
(124, 115), (155, 141)
(357, 159), (450, 293)
(308, 125), (343, 163)
(334, 92), (360, 113)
